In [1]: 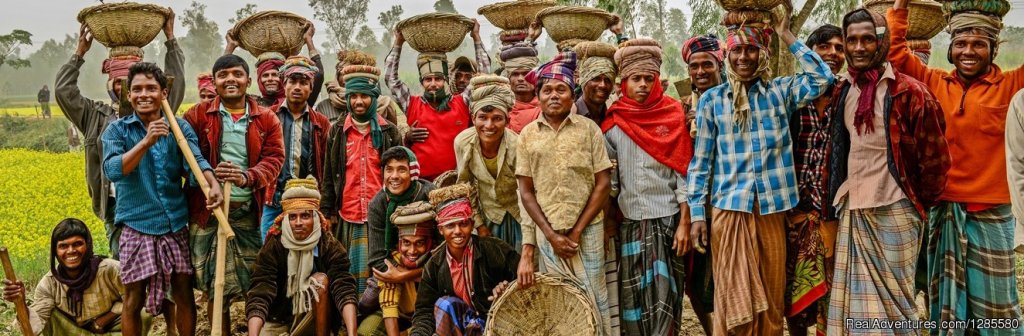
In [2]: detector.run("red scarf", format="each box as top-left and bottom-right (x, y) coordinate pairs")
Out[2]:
(846, 67), (881, 135)
(257, 59), (286, 104)
(602, 76), (693, 175)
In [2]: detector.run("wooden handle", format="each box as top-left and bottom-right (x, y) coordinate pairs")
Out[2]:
(1, 248), (35, 336)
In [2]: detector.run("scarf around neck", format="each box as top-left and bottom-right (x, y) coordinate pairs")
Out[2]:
(842, 9), (891, 135)
(602, 75), (693, 175)
(346, 77), (384, 148)
(280, 211), (324, 315)
(50, 233), (104, 317)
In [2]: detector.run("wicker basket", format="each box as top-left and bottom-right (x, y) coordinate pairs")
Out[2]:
(398, 13), (475, 53)
(478, 0), (557, 30)
(908, 39), (933, 50)
(484, 274), (599, 336)
(574, 41), (616, 61)
(716, 0), (785, 11)
(865, 0), (945, 39)
(536, 6), (617, 43)
(721, 9), (775, 26)
(77, 2), (169, 53)
(941, 0), (1010, 17)
(229, 11), (311, 57)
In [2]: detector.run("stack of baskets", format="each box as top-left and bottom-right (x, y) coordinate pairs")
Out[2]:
(484, 274), (600, 336)
(229, 11), (311, 58)
(865, 0), (946, 52)
(77, 2), (170, 58)
(479, 0), (556, 46)
(535, 6), (618, 50)
(396, 13), (475, 54)
(716, 0), (783, 28)
(939, 0), (1010, 18)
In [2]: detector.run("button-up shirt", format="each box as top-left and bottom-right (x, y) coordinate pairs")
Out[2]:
(102, 113), (212, 235)
(686, 41), (834, 222)
(275, 105), (313, 205)
(220, 103), (253, 201)
(516, 113), (613, 245)
(454, 128), (520, 225)
(23, 259), (124, 334)
(606, 126), (687, 220)
(340, 115), (384, 223)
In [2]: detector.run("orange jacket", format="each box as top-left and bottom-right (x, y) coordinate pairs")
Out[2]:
(887, 8), (1024, 204)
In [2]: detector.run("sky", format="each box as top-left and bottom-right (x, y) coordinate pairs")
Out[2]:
(3, 0), (1023, 53)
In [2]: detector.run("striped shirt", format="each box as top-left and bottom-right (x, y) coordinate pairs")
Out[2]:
(605, 126), (686, 220)
(101, 113), (212, 235)
(686, 41), (834, 222)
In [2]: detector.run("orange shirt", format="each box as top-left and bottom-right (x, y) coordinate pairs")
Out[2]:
(340, 116), (384, 222)
(508, 98), (540, 134)
(888, 8), (1024, 204)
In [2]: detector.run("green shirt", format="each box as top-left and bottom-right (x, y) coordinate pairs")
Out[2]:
(220, 103), (253, 202)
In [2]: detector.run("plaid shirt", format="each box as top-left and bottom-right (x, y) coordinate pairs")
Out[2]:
(384, 42), (492, 112)
(687, 41), (834, 222)
(789, 94), (832, 212)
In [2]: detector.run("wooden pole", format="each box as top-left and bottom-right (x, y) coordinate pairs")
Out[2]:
(211, 181), (232, 336)
(0, 247), (34, 336)
(161, 99), (234, 336)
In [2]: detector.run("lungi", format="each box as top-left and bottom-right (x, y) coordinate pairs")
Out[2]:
(826, 199), (922, 335)
(434, 296), (485, 336)
(927, 202), (1024, 336)
(190, 204), (261, 299)
(604, 235), (621, 336)
(785, 208), (838, 335)
(119, 225), (192, 316)
(43, 308), (152, 336)
(535, 222), (610, 335)
(710, 207), (787, 336)
(338, 220), (370, 294)
(486, 213), (522, 254)
(618, 215), (686, 336)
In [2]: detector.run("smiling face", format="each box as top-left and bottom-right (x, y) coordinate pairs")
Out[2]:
(383, 158), (412, 195)
(538, 80), (574, 120)
(421, 75), (446, 95)
(812, 36), (846, 74)
(439, 218), (473, 252)
(625, 73), (655, 103)
(349, 92), (372, 117)
(583, 74), (613, 106)
(728, 44), (761, 79)
(55, 235), (88, 270)
(214, 66), (250, 101)
(260, 68), (281, 95)
(284, 75), (312, 106)
(397, 235), (431, 268)
(951, 30), (994, 80)
(474, 108), (507, 143)
(288, 210), (316, 241)
(845, 21), (880, 71)
(128, 73), (168, 115)
(687, 52), (722, 92)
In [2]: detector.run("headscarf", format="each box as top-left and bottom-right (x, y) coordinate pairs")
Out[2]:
(682, 34), (725, 64)
(196, 72), (215, 95)
(279, 55), (319, 81)
(436, 198), (474, 227)
(256, 52), (286, 102)
(578, 58), (617, 87)
(391, 201), (437, 238)
(725, 26), (773, 126)
(417, 52), (454, 111)
(103, 55), (142, 102)
(526, 50), (578, 92)
(272, 177), (329, 315)
(614, 38), (663, 80)
(843, 9), (891, 135)
(500, 42), (540, 76)
(602, 74), (693, 174)
(946, 12), (1002, 63)
(469, 75), (515, 116)
(344, 65), (384, 149)
(384, 147), (422, 250)
(49, 218), (104, 317)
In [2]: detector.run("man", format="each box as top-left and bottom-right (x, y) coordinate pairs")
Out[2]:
(197, 72), (216, 105)
(450, 56), (480, 95)
(321, 65), (404, 295)
(38, 85), (51, 118)
(367, 147), (436, 296)
(601, 38), (691, 336)
(315, 50), (408, 134)
(384, 20), (491, 181)
(784, 24), (843, 336)
(260, 56), (331, 240)
(225, 26), (324, 109)
(56, 13), (181, 259)
(2, 219), (142, 335)
(1005, 89), (1024, 254)
(356, 201), (435, 336)
(574, 41), (618, 127)
(889, 0), (1024, 329)
(515, 50), (614, 335)
(824, 9), (950, 334)
(686, 3), (834, 334)
(454, 75), (522, 248)
(101, 62), (222, 336)
(410, 185), (519, 336)
(183, 54), (285, 335)
(500, 41), (541, 133)
(246, 177), (359, 336)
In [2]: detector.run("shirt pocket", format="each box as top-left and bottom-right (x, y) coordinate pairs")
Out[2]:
(761, 107), (789, 149)
(976, 104), (1009, 136)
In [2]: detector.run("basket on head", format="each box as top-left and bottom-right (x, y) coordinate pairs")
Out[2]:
(484, 274), (600, 336)
(77, 2), (170, 57)
(865, 0), (945, 39)
(557, 39), (587, 51)
(229, 11), (312, 57)
(574, 41), (616, 61)
(432, 170), (461, 190)
(536, 6), (618, 43)
(398, 13), (475, 53)
(478, 0), (557, 30)
(716, 0), (785, 11)
(428, 182), (473, 207)
(940, 0), (1010, 18)
(721, 9), (775, 27)
(500, 29), (529, 45)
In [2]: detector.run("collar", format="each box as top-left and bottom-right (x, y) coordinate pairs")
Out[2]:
(538, 112), (579, 131)
(839, 62), (896, 84)
(277, 104), (310, 119)
(218, 101), (250, 119)
(204, 95), (264, 116)
(942, 64), (1005, 85)
(342, 113), (388, 132)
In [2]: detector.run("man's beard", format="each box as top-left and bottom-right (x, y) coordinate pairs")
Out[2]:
(424, 89), (449, 105)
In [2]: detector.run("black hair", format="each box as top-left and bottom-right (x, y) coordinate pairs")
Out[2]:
(842, 9), (876, 33)
(806, 24), (843, 48)
(212, 54), (250, 76)
(127, 62), (168, 90)
(52, 218), (91, 244)
(534, 78), (576, 99)
(380, 146), (412, 168)
(480, 105), (497, 113)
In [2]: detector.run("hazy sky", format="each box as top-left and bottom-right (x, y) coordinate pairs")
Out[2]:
(3, 0), (1022, 53)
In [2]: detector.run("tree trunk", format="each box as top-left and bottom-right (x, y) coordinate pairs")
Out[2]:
(769, 0), (818, 77)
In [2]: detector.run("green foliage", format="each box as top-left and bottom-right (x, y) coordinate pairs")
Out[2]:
(0, 116), (71, 152)
(179, 1), (222, 79)
(309, 0), (369, 49)
(690, 0), (725, 38)
(378, 5), (404, 47)
(230, 3), (259, 26)
(434, 0), (457, 13)
(0, 29), (33, 70)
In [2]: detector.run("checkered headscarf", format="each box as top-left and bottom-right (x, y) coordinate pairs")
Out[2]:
(525, 50), (578, 91)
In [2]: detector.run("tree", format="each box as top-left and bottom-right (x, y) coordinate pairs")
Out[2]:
(353, 25), (381, 55)
(377, 5), (404, 47)
(640, 0), (668, 41)
(179, 1), (222, 78)
(434, 0), (457, 13)
(309, 0), (369, 50)
(0, 30), (32, 70)
(556, 0), (593, 5)
(597, 0), (644, 38)
(666, 8), (689, 40)
(229, 3), (258, 26)
(689, 0), (724, 38)
(811, 0), (857, 26)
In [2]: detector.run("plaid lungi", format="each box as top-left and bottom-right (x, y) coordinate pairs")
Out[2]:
(604, 235), (621, 336)
(827, 199), (922, 335)
(486, 213), (522, 254)
(434, 296), (485, 336)
(927, 202), (1024, 336)
(535, 222), (610, 335)
(338, 220), (370, 294)
(190, 205), (261, 298)
(618, 215), (686, 336)
(119, 225), (192, 316)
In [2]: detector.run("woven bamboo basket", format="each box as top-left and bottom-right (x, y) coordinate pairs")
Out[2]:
(941, 0), (1010, 17)
(431, 172), (464, 194)
(865, 0), (945, 39)
(229, 11), (311, 57)
(536, 6), (617, 43)
(484, 274), (599, 336)
(478, 0), (557, 30)
(77, 2), (169, 54)
(398, 13), (475, 53)
(716, 0), (785, 11)
(574, 41), (616, 61)
(721, 9), (775, 27)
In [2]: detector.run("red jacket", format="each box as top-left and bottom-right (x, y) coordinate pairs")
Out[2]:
(184, 95), (285, 227)
(269, 102), (331, 187)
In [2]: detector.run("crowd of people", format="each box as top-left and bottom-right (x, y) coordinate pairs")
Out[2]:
(3, 0), (1024, 334)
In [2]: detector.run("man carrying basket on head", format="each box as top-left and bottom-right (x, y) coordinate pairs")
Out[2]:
(225, 22), (325, 109)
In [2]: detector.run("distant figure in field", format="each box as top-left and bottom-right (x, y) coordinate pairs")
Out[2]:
(38, 85), (51, 118)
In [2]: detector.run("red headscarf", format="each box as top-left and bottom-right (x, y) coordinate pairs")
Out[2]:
(102, 56), (142, 81)
(602, 75), (693, 175)
(196, 73), (215, 95)
(257, 58), (286, 103)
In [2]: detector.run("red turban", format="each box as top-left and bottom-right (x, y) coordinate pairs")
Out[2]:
(102, 56), (142, 81)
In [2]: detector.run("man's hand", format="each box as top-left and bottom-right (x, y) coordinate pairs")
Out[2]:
(774, 0), (794, 37)
(672, 218), (693, 256)
(143, 119), (170, 147)
(471, 19), (482, 41)
(609, 15), (625, 36)
(517, 246), (536, 288)
(372, 259), (409, 283)
(163, 8), (176, 40)
(394, 30), (405, 47)
(224, 30), (239, 55)
(405, 121), (429, 145)
(304, 24), (316, 44)
(76, 24), (94, 58)
(206, 176), (224, 210)
(690, 220), (708, 254)
(488, 280), (510, 302)
(2, 279), (24, 302)
(527, 21), (542, 42)
(215, 161), (248, 186)
(546, 232), (579, 259)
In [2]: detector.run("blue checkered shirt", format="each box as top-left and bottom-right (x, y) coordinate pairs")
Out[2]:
(686, 41), (835, 222)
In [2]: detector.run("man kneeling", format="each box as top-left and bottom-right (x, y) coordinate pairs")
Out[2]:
(246, 177), (359, 336)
